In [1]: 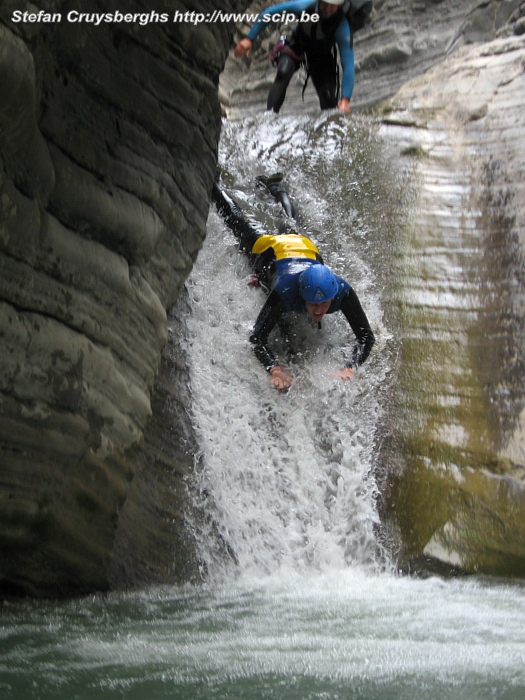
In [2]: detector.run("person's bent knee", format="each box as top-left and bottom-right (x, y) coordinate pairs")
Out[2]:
(318, 84), (337, 110)
(275, 54), (298, 81)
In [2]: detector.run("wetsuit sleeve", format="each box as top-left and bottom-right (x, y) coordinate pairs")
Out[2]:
(249, 291), (284, 370)
(335, 17), (354, 100)
(247, 0), (316, 41)
(339, 287), (375, 368)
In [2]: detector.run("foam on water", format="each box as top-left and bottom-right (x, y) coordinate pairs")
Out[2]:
(183, 114), (395, 584)
(1, 569), (524, 699)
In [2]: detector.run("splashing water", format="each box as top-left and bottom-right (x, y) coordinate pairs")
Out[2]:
(183, 113), (400, 583)
(2, 113), (524, 700)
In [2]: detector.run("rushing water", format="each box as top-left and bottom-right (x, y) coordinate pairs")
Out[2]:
(2, 113), (524, 698)
(1, 571), (524, 699)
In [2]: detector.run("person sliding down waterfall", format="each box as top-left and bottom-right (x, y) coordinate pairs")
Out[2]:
(212, 174), (375, 390)
(234, 0), (372, 114)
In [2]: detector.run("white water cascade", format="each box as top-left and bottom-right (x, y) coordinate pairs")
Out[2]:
(183, 113), (399, 583)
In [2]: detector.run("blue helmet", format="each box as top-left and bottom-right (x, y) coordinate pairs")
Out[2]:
(298, 265), (338, 303)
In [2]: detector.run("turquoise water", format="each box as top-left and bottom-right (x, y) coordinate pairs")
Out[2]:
(2, 570), (524, 699)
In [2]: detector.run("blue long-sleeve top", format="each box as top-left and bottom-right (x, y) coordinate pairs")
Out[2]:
(246, 0), (354, 100)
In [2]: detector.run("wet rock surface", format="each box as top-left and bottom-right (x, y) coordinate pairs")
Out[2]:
(0, 0), (242, 596)
(377, 33), (525, 575)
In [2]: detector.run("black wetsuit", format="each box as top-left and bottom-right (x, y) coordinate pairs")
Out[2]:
(211, 178), (375, 373)
(249, 278), (374, 371)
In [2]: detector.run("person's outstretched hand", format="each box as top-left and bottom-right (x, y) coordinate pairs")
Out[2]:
(269, 366), (293, 390)
(337, 98), (351, 114)
(234, 38), (253, 59)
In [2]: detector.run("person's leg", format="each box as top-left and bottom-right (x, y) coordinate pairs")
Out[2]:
(267, 54), (299, 113)
(309, 55), (338, 110)
(256, 173), (297, 221)
(211, 180), (260, 258)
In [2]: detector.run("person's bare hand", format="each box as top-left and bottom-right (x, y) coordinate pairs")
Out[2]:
(234, 38), (253, 59)
(337, 98), (351, 114)
(269, 366), (293, 390)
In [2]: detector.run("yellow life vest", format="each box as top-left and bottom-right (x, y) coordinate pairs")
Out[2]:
(251, 234), (319, 261)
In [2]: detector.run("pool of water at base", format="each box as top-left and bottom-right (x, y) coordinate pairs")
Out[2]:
(1, 568), (524, 699)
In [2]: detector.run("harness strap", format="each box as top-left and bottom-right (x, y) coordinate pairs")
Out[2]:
(270, 38), (304, 66)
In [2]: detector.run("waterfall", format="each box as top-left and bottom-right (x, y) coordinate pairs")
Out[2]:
(182, 112), (408, 583)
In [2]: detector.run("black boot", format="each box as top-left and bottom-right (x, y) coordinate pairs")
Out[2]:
(256, 174), (297, 221)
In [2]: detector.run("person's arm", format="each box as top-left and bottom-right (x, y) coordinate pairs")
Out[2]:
(339, 287), (375, 369)
(335, 17), (354, 111)
(249, 291), (282, 369)
(235, 0), (315, 58)
(249, 291), (293, 389)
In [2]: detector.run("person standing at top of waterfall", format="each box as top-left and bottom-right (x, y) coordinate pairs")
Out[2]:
(212, 174), (375, 390)
(234, 0), (369, 114)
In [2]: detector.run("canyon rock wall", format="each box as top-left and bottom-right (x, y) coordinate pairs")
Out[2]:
(0, 0), (243, 596)
(378, 31), (525, 576)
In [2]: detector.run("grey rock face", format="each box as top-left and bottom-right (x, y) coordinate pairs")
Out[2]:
(0, 0), (243, 596)
(377, 32), (525, 576)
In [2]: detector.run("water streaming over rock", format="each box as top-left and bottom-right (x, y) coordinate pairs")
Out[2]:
(2, 111), (524, 699)
(183, 112), (405, 583)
